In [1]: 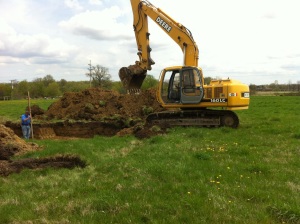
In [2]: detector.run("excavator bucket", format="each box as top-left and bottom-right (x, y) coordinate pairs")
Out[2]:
(119, 64), (147, 93)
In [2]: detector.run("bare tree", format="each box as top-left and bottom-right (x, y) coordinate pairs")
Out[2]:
(86, 65), (112, 88)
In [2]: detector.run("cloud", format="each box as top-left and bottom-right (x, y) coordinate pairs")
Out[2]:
(262, 12), (276, 19)
(0, 20), (15, 36)
(64, 0), (83, 11)
(89, 0), (103, 6)
(59, 7), (131, 40)
(0, 21), (78, 64)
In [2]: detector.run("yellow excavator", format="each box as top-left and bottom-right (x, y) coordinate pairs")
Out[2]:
(119, 0), (250, 128)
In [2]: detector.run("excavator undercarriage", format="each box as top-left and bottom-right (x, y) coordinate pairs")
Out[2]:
(146, 109), (239, 128)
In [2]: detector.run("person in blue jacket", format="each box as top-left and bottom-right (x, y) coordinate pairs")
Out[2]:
(21, 111), (31, 139)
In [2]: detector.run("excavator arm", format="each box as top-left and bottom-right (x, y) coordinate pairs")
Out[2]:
(119, 0), (199, 93)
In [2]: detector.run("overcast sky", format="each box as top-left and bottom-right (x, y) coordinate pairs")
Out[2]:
(1, 0), (299, 85)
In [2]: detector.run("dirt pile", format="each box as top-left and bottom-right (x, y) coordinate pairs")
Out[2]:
(44, 88), (164, 120)
(0, 124), (86, 176)
(0, 124), (40, 159)
(5, 88), (167, 139)
(29, 104), (45, 116)
(38, 88), (166, 138)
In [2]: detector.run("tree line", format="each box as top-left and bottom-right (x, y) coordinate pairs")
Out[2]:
(250, 82), (300, 93)
(0, 65), (158, 100)
(0, 64), (299, 100)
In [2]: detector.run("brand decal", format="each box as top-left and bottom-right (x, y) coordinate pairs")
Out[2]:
(242, 92), (250, 98)
(156, 17), (172, 32)
(229, 93), (237, 97)
(210, 98), (227, 103)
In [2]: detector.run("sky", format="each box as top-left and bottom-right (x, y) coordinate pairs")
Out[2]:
(0, 0), (299, 85)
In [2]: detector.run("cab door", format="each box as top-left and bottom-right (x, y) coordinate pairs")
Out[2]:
(180, 67), (204, 104)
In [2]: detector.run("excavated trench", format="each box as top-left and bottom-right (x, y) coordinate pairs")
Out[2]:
(5, 120), (129, 139)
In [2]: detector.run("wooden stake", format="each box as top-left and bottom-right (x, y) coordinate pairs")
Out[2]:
(28, 91), (34, 139)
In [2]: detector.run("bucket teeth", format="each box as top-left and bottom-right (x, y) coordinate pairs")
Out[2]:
(127, 89), (141, 95)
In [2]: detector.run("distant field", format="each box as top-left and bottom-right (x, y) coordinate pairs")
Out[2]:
(0, 96), (300, 223)
(254, 91), (300, 96)
(0, 99), (56, 122)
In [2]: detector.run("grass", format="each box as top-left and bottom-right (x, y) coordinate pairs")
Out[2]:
(0, 99), (57, 123)
(0, 96), (300, 223)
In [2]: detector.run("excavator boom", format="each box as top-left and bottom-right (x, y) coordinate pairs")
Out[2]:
(119, 0), (199, 92)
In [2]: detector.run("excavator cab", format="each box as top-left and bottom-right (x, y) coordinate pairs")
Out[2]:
(180, 68), (204, 103)
(159, 66), (204, 105)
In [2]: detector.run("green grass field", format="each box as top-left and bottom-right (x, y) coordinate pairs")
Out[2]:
(0, 99), (57, 123)
(0, 96), (300, 223)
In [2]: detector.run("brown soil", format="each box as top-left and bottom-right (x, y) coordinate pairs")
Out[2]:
(6, 88), (167, 139)
(44, 88), (163, 120)
(0, 124), (41, 159)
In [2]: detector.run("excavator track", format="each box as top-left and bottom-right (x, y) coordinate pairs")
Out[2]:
(146, 109), (239, 128)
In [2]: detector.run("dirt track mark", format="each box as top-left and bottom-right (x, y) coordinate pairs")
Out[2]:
(0, 155), (86, 177)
